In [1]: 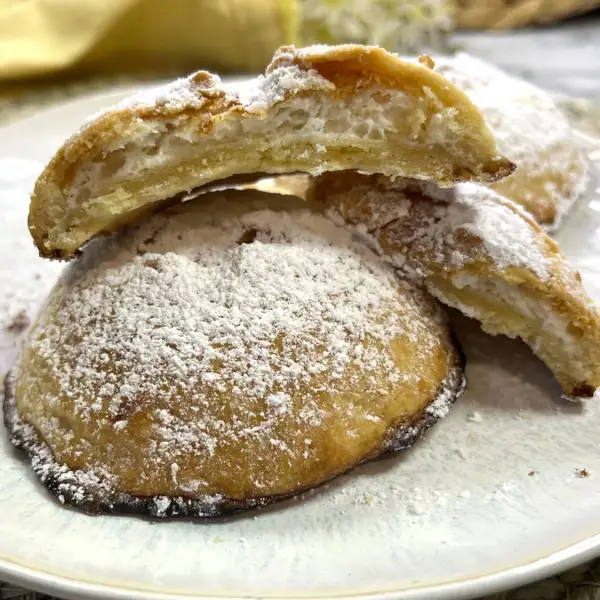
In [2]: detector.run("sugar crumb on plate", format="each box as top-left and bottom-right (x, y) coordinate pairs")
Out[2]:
(5, 310), (30, 333)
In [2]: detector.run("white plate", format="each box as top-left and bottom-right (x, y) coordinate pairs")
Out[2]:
(1, 87), (600, 600)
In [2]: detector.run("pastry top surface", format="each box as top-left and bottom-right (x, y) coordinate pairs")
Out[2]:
(311, 172), (555, 279)
(57, 45), (504, 161)
(29, 44), (513, 259)
(309, 171), (600, 398)
(434, 53), (588, 227)
(15, 189), (460, 506)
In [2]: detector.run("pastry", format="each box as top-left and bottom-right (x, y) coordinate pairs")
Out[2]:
(434, 53), (588, 229)
(5, 188), (465, 516)
(309, 171), (600, 399)
(29, 44), (514, 259)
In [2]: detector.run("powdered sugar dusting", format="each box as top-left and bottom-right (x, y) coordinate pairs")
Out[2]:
(435, 53), (588, 226)
(394, 180), (552, 279)
(226, 65), (334, 113)
(3, 378), (230, 517)
(436, 183), (552, 279)
(115, 73), (221, 113)
(325, 176), (552, 280)
(14, 194), (453, 507)
(425, 375), (462, 419)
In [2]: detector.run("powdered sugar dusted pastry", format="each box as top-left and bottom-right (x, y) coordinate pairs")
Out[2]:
(309, 172), (600, 399)
(6, 188), (464, 516)
(435, 53), (588, 230)
(29, 44), (513, 259)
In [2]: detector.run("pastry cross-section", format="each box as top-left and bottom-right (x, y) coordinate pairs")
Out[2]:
(6, 188), (465, 516)
(29, 44), (513, 258)
(309, 171), (600, 399)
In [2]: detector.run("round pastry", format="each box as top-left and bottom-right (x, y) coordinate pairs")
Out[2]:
(29, 44), (513, 259)
(309, 171), (600, 399)
(5, 188), (465, 517)
(434, 53), (588, 230)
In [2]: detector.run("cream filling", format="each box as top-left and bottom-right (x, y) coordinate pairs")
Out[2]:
(428, 274), (590, 395)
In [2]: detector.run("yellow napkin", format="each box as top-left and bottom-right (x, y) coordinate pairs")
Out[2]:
(0, 0), (298, 82)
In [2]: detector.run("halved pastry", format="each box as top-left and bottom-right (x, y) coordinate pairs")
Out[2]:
(434, 53), (588, 229)
(29, 44), (514, 259)
(309, 171), (600, 399)
(5, 188), (465, 517)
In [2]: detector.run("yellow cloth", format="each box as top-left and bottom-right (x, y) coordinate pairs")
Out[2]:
(0, 0), (299, 82)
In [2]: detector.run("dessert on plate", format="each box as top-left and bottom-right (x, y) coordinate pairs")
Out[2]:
(4, 44), (599, 518)
(309, 171), (600, 398)
(5, 189), (464, 516)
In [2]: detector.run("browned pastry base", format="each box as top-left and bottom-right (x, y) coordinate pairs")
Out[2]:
(3, 357), (465, 517)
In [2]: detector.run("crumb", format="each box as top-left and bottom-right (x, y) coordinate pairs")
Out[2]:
(34, 273), (41, 280)
(528, 470), (538, 477)
(6, 310), (30, 333)
(418, 54), (435, 69)
(454, 447), (468, 460)
(576, 469), (590, 478)
(213, 536), (223, 543)
(466, 411), (482, 423)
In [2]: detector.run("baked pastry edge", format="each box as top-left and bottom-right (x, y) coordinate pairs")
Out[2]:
(3, 349), (466, 518)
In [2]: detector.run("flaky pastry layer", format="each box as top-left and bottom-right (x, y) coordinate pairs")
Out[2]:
(30, 44), (513, 258)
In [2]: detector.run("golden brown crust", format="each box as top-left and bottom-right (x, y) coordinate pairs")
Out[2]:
(30, 44), (513, 259)
(3, 355), (465, 517)
(309, 171), (600, 399)
(12, 188), (467, 515)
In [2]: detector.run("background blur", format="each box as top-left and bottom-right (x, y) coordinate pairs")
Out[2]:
(1, 0), (600, 123)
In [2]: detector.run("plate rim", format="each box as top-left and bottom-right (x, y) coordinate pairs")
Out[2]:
(1, 87), (600, 600)
(0, 528), (599, 600)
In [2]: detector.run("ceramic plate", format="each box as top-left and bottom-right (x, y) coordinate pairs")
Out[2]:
(1, 87), (600, 600)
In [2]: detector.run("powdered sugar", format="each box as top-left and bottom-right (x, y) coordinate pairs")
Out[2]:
(433, 183), (552, 279)
(3, 379), (232, 517)
(466, 411), (482, 423)
(324, 176), (552, 281)
(13, 194), (456, 509)
(403, 180), (552, 279)
(227, 65), (334, 113)
(114, 73), (221, 113)
(435, 53), (588, 227)
(425, 375), (463, 419)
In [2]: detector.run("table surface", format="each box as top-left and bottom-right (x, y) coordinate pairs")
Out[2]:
(1, 14), (600, 600)
(455, 12), (600, 101)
